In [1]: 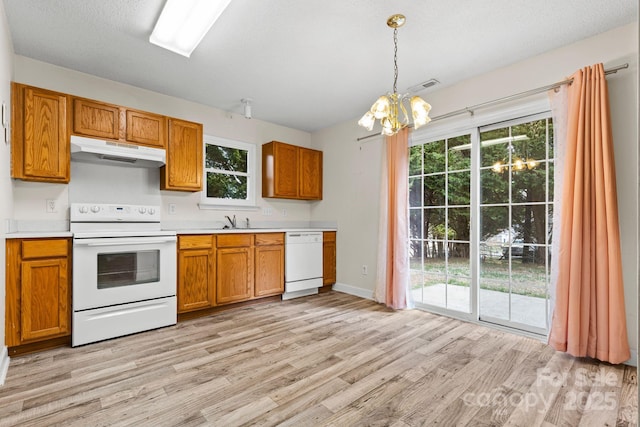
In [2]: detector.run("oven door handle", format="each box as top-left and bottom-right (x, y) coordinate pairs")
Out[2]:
(74, 237), (177, 247)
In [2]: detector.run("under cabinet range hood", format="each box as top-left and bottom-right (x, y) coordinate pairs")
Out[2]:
(70, 135), (166, 168)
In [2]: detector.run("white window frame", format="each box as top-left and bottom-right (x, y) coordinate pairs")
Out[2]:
(199, 135), (257, 209)
(409, 96), (554, 338)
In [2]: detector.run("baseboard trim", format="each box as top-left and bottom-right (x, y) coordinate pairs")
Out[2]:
(332, 282), (374, 300)
(0, 346), (9, 386)
(625, 349), (637, 367)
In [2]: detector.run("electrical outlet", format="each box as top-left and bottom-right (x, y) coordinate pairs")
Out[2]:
(168, 203), (177, 215)
(362, 265), (368, 275)
(46, 199), (57, 213)
(281, 208), (287, 217)
(262, 207), (272, 216)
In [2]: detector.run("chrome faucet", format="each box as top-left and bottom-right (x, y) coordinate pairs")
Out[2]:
(245, 217), (250, 229)
(225, 215), (236, 228)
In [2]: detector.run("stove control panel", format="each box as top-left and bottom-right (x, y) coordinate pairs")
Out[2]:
(70, 203), (161, 222)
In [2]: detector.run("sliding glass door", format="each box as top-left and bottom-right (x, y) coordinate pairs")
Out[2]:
(409, 113), (554, 335)
(409, 134), (472, 314)
(478, 115), (553, 334)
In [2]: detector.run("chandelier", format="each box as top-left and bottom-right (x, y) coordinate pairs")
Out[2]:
(358, 14), (432, 136)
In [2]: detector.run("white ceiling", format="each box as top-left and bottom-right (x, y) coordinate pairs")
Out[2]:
(3, 0), (637, 132)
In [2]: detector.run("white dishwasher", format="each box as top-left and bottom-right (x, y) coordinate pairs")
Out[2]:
(283, 231), (323, 300)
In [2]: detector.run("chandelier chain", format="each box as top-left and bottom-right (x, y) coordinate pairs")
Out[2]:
(393, 27), (398, 94)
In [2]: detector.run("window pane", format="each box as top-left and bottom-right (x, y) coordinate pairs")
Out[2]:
(422, 274), (446, 307)
(448, 135), (471, 171)
(511, 163), (547, 204)
(512, 204), (546, 246)
(480, 206), (509, 242)
(548, 161), (555, 201)
(205, 145), (248, 172)
(409, 177), (422, 207)
(409, 239), (423, 264)
(449, 207), (470, 242)
(423, 140), (445, 173)
(480, 128), (509, 168)
(424, 174), (445, 206)
(448, 242), (470, 277)
(409, 209), (422, 239)
(424, 208), (445, 241)
(409, 145), (423, 176)
(511, 119), (548, 162)
(206, 172), (247, 199)
(448, 171), (470, 206)
(480, 169), (509, 204)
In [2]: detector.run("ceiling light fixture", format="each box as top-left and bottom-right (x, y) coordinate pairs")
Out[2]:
(149, 0), (232, 58)
(241, 98), (252, 119)
(358, 14), (432, 136)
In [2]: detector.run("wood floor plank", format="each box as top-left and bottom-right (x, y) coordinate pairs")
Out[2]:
(0, 291), (635, 426)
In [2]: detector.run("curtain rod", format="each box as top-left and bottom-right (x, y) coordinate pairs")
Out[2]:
(356, 63), (629, 142)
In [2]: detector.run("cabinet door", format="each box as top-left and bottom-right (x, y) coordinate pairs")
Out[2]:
(273, 142), (298, 198)
(299, 148), (323, 200)
(178, 248), (215, 312)
(216, 247), (253, 304)
(20, 257), (69, 342)
(161, 118), (203, 191)
(13, 84), (69, 182)
(323, 231), (337, 285)
(72, 98), (120, 140)
(126, 109), (167, 148)
(255, 244), (284, 297)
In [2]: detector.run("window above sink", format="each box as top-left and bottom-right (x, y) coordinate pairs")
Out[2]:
(200, 135), (257, 209)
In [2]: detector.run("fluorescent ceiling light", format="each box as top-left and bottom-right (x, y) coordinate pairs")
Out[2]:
(150, 0), (232, 57)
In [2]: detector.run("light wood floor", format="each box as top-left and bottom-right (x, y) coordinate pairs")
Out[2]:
(0, 291), (636, 426)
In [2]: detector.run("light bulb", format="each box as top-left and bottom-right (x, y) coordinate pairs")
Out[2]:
(492, 161), (503, 173)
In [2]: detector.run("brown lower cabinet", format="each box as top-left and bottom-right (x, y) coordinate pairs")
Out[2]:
(323, 231), (337, 286)
(177, 232), (285, 314)
(5, 238), (72, 350)
(254, 233), (285, 297)
(177, 235), (216, 313)
(216, 234), (254, 305)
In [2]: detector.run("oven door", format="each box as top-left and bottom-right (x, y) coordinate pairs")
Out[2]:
(73, 235), (177, 311)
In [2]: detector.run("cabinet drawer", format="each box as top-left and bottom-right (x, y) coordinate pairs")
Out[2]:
(178, 235), (214, 250)
(22, 239), (68, 259)
(323, 231), (336, 243)
(216, 234), (252, 248)
(255, 233), (284, 246)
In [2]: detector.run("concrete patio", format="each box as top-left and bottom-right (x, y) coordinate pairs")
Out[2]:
(412, 284), (548, 330)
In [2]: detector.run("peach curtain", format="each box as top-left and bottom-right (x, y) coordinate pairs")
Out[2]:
(548, 64), (630, 364)
(373, 127), (413, 310)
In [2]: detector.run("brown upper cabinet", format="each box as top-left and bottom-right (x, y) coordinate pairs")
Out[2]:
(72, 98), (120, 140)
(11, 83), (203, 190)
(72, 97), (167, 149)
(262, 141), (322, 200)
(11, 83), (70, 183)
(161, 118), (203, 192)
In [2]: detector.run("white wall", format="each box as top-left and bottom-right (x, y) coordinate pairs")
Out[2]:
(312, 23), (639, 361)
(11, 56), (316, 228)
(0, 0), (14, 382)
